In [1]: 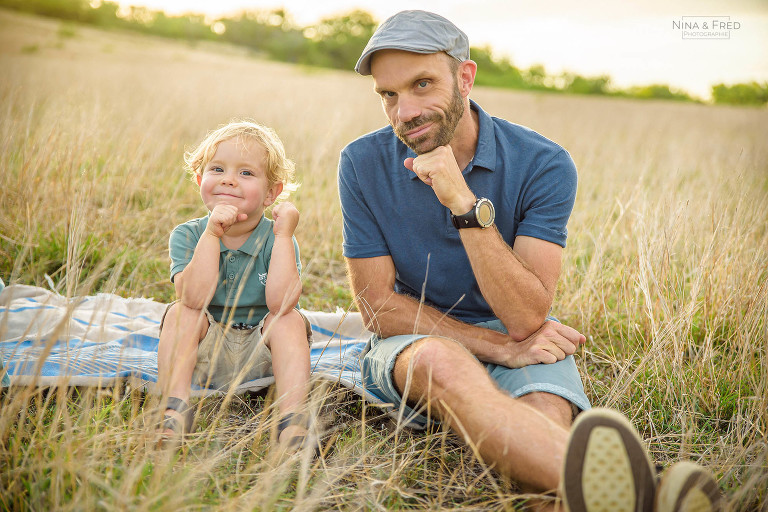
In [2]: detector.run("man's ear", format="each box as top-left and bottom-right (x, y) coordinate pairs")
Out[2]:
(458, 59), (477, 97)
(264, 181), (284, 206)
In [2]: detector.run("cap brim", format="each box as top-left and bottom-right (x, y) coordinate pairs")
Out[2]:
(355, 44), (438, 75)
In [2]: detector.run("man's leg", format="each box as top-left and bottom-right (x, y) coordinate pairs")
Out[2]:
(515, 392), (577, 507)
(386, 336), (722, 510)
(518, 392), (575, 429)
(478, 318), (588, 431)
(393, 336), (569, 492)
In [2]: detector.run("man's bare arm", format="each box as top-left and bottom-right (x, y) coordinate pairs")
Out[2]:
(346, 255), (584, 368)
(458, 230), (563, 340)
(406, 146), (566, 340)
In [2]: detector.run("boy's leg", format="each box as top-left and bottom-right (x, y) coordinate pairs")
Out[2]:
(156, 302), (209, 431)
(262, 309), (311, 443)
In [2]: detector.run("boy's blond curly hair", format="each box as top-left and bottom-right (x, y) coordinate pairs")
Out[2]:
(184, 120), (298, 199)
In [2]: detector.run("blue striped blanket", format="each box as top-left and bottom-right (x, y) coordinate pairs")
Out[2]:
(0, 285), (394, 411)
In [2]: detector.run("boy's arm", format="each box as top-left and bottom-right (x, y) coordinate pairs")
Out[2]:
(175, 205), (246, 310)
(265, 202), (302, 316)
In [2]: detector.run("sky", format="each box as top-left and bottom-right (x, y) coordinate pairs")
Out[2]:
(115, 0), (768, 99)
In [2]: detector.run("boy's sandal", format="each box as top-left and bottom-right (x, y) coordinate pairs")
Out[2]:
(277, 413), (320, 456)
(655, 461), (722, 512)
(161, 397), (193, 435)
(560, 408), (657, 512)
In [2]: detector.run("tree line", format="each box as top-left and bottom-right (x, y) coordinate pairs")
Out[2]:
(3, 0), (766, 106)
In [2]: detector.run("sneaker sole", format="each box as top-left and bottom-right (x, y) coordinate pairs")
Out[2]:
(561, 408), (656, 512)
(656, 461), (722, 512)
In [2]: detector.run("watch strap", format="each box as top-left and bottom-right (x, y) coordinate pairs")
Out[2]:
(451, 208), (481, 228)
(451, 197), (495, 229)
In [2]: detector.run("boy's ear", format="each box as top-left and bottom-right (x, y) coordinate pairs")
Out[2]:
(195, 174), (202, 186)
(264, 182), (283, 206)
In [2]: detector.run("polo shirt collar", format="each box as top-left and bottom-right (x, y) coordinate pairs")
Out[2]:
(213, 214), (272, 256)
(469, 100), (497, 172)
(406, 99), (496, 180)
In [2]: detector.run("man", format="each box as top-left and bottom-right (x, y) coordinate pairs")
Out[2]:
(338, 10), (721, 511)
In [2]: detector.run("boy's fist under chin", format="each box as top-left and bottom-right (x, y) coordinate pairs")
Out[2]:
(207, 204), (247, 238)
(272, 202), (300, 237)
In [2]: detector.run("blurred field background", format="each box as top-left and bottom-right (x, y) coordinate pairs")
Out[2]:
(1, 8), (767, 511)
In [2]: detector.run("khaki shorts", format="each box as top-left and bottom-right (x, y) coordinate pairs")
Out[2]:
(160, 303), (313, 390)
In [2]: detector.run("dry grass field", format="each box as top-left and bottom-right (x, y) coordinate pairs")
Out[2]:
(1, 8), (767, 511)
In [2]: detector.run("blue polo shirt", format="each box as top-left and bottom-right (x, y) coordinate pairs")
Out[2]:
(168, 214), (301, 325)
(338, 100), (577, 323)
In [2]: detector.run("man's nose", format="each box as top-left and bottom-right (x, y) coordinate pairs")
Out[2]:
(397, 96), (421, 123)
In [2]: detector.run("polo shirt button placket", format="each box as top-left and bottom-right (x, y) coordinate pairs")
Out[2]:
(226, 254), (236, 289)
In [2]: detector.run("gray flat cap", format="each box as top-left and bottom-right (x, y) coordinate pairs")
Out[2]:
(355, 10), (470, 75)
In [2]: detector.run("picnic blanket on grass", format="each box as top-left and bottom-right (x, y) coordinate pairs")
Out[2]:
(0, 285), (403, 417)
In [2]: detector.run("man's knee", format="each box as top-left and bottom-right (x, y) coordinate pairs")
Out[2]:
(517, 391), (576, 428)
(393, 336), (476, 395)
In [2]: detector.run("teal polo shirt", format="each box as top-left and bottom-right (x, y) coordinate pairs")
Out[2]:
(338, 100), (577, 323)
(168, 214), (301, 325)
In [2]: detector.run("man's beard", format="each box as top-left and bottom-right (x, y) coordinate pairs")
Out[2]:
(394, 82), (465, 155)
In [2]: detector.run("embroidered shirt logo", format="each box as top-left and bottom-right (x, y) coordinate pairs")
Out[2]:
(258, 272), (268, 285)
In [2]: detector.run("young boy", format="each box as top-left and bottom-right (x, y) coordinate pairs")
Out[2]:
(157, 121), (312, 449)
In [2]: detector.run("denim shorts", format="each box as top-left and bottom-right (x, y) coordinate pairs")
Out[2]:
(360, 318), (591, 428)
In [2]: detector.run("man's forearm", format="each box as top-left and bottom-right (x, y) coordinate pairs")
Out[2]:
(458, 227), (553, 340)
(361, 289), (510, 364)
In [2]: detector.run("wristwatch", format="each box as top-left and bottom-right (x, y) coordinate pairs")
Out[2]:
(451, 197), (495, 229)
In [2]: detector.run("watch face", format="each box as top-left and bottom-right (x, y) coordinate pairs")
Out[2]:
(476, 199), (495, 227)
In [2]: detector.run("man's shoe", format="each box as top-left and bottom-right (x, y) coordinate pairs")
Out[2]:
(656, 461), (722, 512)
(561, 408), (656, 512)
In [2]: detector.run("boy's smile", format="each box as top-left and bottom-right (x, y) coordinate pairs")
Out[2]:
(197, 137), (280, 220)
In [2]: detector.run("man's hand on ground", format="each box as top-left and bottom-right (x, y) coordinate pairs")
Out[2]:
(499, 320), (586, 368)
